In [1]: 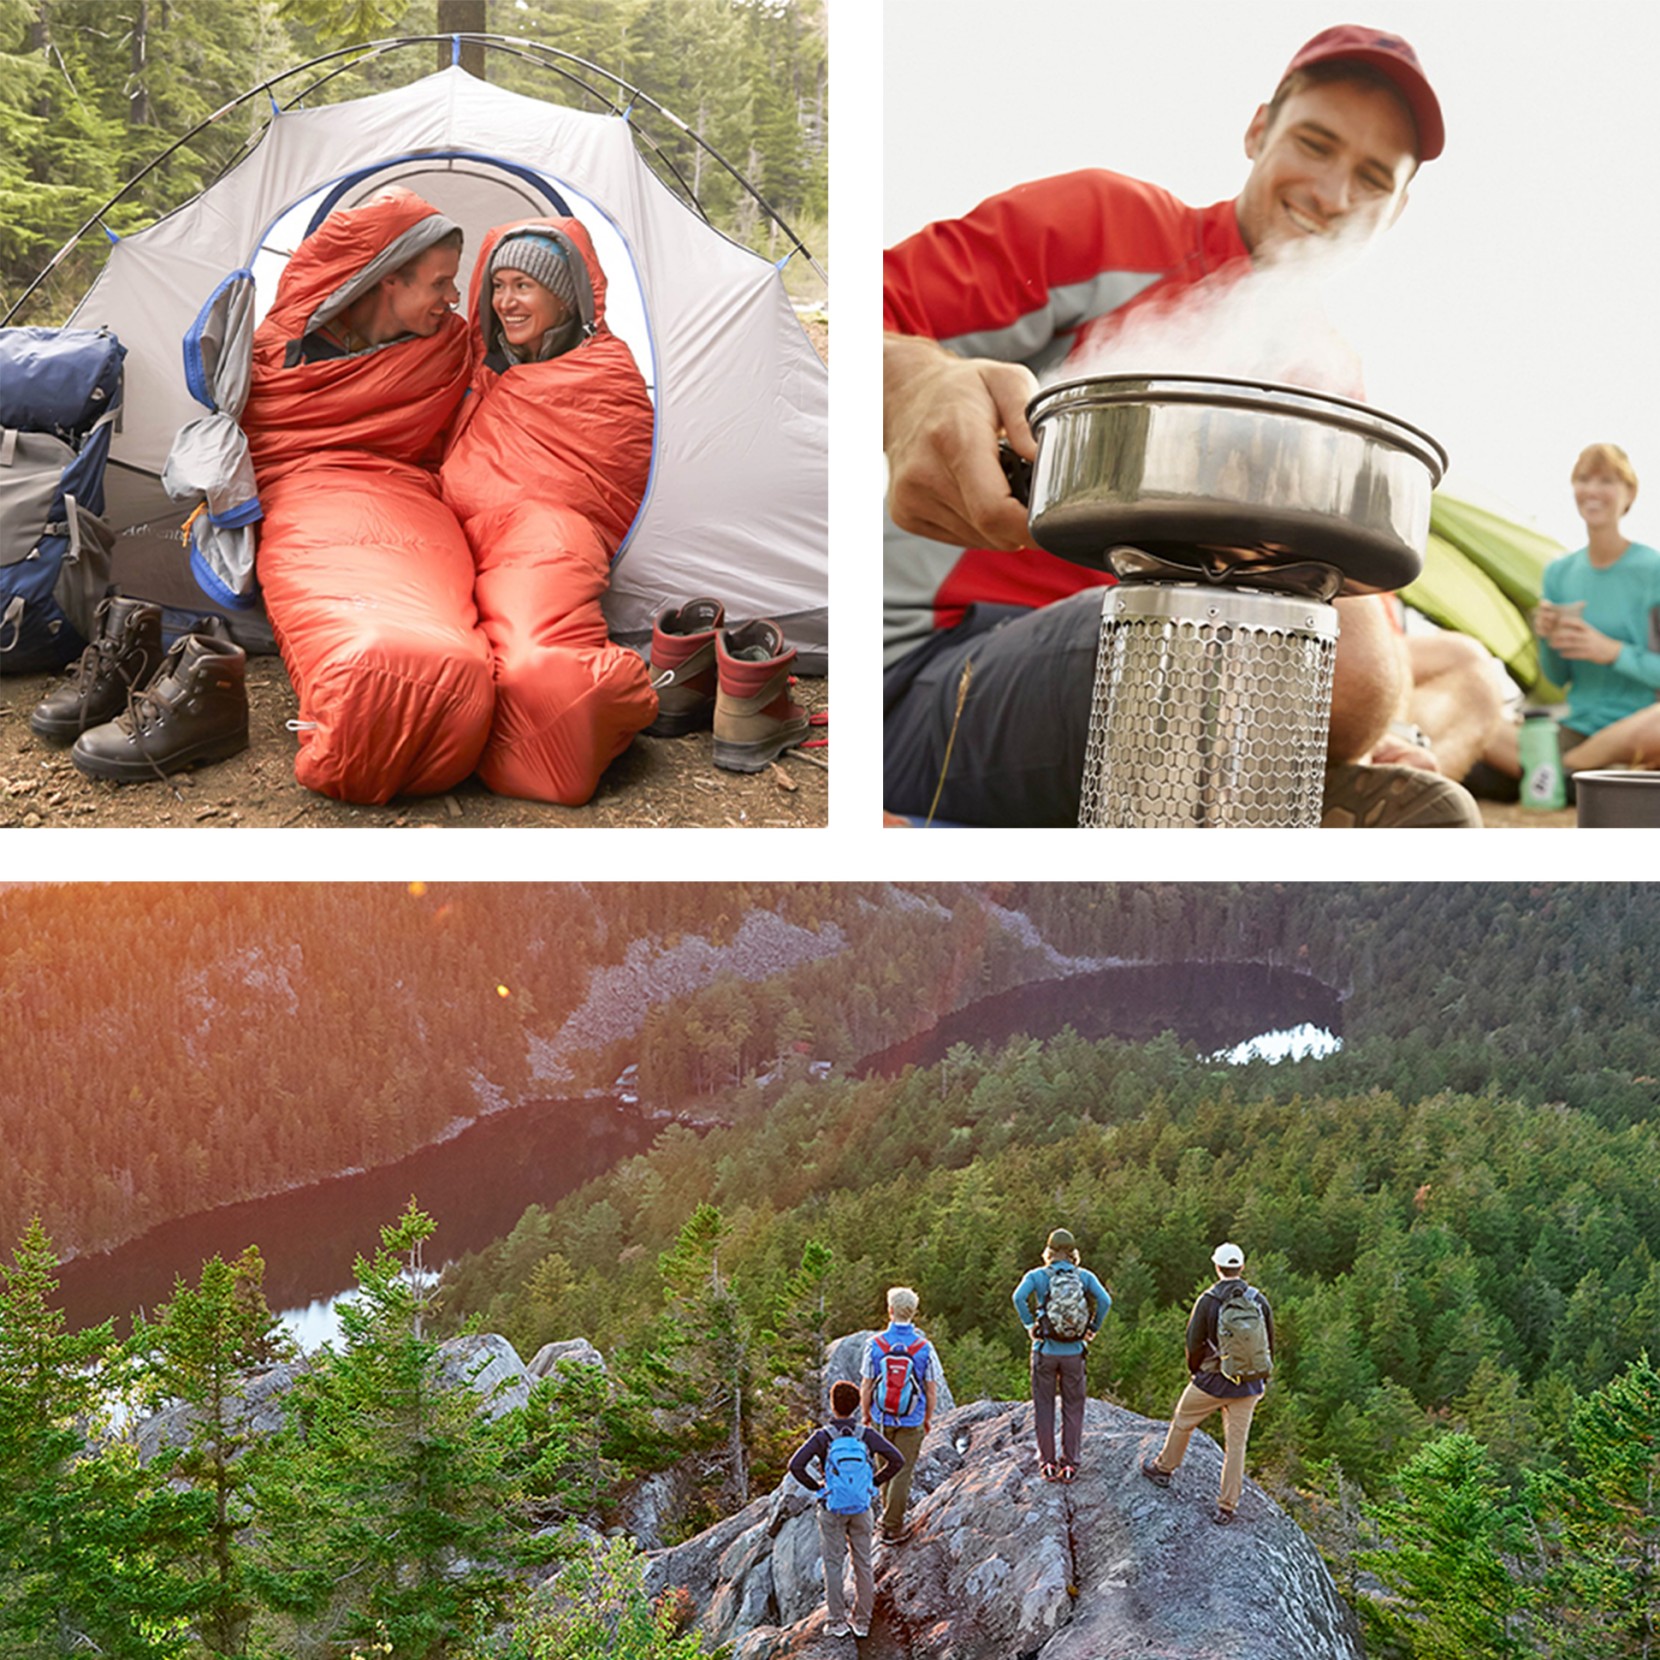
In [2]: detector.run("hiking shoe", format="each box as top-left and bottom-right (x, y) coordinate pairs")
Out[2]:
(1212, 1507), (1237, 1526)
(29, 594), (163, 744)
(1140, 1457), (1172, 1489)
(851, 1623), (870, 1639)
(1040, 1461), (1060, 1483)
(878, 1524), (912, 1545)
(644, 597), (723, 737)
(1059, 1463), (1077, 1484)
(825, 1621), (852, 1638)
(712, 618), (809, 772)
(1321, 762), (1484, 828)
(71, 621), (248, 782)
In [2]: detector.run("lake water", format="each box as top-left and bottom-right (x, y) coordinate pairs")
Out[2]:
(56, 959), (1340, 1347)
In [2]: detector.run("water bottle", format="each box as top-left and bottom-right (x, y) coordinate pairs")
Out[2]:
(1518, 711), (1567, 810)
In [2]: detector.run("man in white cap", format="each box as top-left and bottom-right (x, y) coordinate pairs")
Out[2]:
(1140, 1242), (1274, 1524)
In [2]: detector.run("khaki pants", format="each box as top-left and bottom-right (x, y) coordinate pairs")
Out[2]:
(876, 1422), (926, 1536)
(1152, 1381), (1259, 1514)
(816, 1502), (874, 1628)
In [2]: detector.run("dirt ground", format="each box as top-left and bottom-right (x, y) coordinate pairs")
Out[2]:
(0, 661), (827, 830)
(0, 319), (829, 831)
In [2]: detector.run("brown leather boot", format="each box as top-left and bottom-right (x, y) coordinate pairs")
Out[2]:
(29, 594), (164, 744)
(644, 597), (724, 736)
(713, 619), (809, 772)
(71, 621), (249, 781)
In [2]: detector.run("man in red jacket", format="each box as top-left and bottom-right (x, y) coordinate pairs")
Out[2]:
(884, 24), (1481, 828)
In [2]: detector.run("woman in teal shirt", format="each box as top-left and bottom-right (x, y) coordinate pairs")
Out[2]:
(1487, 443), (1660, 780)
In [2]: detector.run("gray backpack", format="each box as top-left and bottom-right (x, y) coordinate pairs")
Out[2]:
(1212, 1282), (1272, 1383)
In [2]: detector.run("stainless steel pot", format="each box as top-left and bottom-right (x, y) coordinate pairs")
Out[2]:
(1575, 770), (1660, 828)
(1024, 374), (1448, 594)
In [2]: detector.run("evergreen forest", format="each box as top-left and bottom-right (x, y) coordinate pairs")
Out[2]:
(0, 0), (828, 321)
(6, 881), (1660, 1654)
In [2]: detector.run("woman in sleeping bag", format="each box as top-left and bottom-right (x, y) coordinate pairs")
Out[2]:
(243, 187), (494, 804)
(440, 218), (658, 804)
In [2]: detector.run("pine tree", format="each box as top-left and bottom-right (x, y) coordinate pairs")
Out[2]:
(128, 1246), (288, 1658)
(248, 1202), (539, 1658)
(1533, 1354), (1660, 1658)
(1359, 1432), (1536, 1660)
(0, 1219), (198, 1659)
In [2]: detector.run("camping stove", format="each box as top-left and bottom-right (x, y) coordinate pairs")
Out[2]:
(1012, 374), (1448, 829)
(1077, 549), (1340, 828)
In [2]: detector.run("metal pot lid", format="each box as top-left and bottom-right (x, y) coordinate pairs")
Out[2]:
(1027, 372), (1449, 484)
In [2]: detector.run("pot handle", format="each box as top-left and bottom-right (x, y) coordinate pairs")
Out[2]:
(997, 438), (1033, 509)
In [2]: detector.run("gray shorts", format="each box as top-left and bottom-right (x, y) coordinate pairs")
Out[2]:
(883, 592), (1103, 826)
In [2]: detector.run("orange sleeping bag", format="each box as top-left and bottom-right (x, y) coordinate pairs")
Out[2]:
(440, 218), (657, 804)
(244, 188), (493, 804)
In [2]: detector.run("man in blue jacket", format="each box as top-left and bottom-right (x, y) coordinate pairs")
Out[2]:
(1140, 1241), (1276, 1524)
(1012, 1227), (1111, 1482)
(860, 1285), (939, 1543)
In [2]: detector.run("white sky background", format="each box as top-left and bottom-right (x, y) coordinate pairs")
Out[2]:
(884, 0), (1660, 554)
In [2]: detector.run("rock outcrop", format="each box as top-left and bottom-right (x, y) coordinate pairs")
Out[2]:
(645, 1398), (1363, 1660)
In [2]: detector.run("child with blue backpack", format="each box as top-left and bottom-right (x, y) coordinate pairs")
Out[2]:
(787, 1379), (906, 1641)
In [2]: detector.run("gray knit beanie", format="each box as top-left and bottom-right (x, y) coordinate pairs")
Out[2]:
(489, 232), (577, 313)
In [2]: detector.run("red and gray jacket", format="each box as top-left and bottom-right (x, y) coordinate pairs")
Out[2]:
(883, 169), (1250, 665)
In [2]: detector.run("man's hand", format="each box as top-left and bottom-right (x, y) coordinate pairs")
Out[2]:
(885, 332), (1038, 550)
(1550, 615), (1623, 664)
(1368, 730), (1442, 772)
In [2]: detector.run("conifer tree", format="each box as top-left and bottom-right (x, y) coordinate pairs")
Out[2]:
(248, 1202), (536, 1658)
(128, 1246), (288, 1658)
(1533, 1353), (1660, 1657)
(0, 1219), (197, 1658)
(1359, 1432), (1536, 1659)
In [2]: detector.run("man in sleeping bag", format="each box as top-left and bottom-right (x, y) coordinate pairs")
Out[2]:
(242, 187), (495, 804)
(440, 219), (658, 804)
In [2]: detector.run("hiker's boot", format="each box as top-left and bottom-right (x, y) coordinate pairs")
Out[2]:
(644, 597), (724, 736)
(28, 595), (164, 744)
(71, 621), (249, 782)
(712, 619), (810, 772)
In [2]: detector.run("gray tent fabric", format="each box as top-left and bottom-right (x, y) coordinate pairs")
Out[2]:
(64, 66), (828, 666)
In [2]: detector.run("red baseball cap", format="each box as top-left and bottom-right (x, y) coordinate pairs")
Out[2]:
(1282, 24), (1444, 162)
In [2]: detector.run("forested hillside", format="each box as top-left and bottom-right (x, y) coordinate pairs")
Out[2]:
(437, 1014), (1660, 1654)
(0, 0), (828, 320)
(9, 882), (1660, 1259)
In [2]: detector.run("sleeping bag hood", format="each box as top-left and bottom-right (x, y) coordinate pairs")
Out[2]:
(244, 187), (470, 487)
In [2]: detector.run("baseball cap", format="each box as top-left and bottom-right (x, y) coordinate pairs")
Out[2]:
(1282, 24), (1444, 162)
(1212, 1242), (1246, 1269)
(1047, 1228), (1077, 1252)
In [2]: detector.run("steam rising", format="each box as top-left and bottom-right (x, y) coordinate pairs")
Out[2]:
(1058, 226), (1377, 399)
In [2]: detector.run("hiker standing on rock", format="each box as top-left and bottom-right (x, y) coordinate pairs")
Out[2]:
(1012, 1227), (1111, 1483)
(788, 1379), (906, 1642)
(859, 1286), (939, 1544)
(1141, 1242), (1275, 1525)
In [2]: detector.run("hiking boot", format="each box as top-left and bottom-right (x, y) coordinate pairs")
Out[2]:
(644, 597), (724, 736)
(1212, 1506), (1237, 1526)
(825, 1621), (852, 1638)
(29, 594), (164, 744)
(1321, 762), (1484, 828)
(71, 621), (248, 782)
(712, 618), (809, 772)
(1140, 1457), (1171, 1489)
(851, 1623), (870, 1639)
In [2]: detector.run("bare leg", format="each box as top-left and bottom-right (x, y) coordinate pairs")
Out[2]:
(1563, 702), (1660, 771)
(1404, 634), (1507, 782)
(1327, 596), (1409, 762)
(1482, 718), (1521, 777)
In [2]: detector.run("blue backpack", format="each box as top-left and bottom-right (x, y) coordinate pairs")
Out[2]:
(0, 327), (125, 672)
(821, 1427), (876, 1515)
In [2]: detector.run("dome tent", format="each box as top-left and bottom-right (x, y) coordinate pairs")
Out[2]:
(34, 49), (827, 667)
